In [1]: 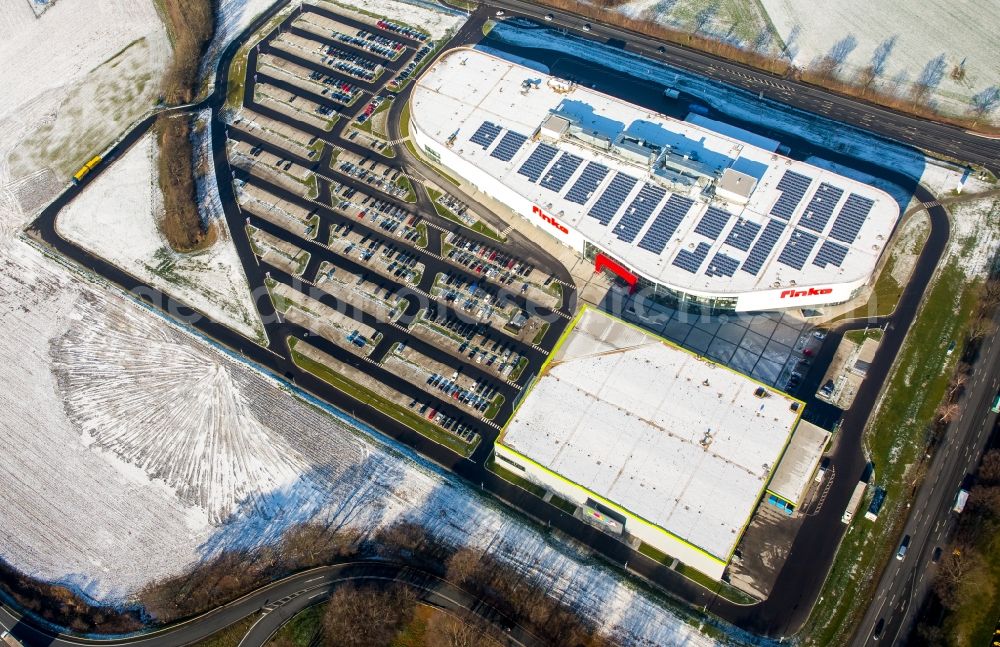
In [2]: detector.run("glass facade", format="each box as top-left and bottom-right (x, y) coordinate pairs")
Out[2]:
(584, 241), (739, 315)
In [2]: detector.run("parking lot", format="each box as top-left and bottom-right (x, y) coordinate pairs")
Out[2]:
(227, 2), (574, 455)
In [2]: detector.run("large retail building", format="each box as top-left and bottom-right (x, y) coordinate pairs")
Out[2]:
(410, 48), (900, 312)
(494, 307), (818, 580)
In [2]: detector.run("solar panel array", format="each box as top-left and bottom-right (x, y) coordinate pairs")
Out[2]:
(724, 218), (762, 252)
(565, 162), (610, 204)
(694, 206), (732, 241)
(540, 153), (583, 192)
(672, 242), (712, 274)
(517, 143), (559, 182)
(489, 131), (527, 162)
(612, 183), (667, 243)
(829, 193), (875, 243)
(469, 121), (502, 149)
(741, 220), (786, 275)
(813, 240), (850, 268)
(770, 170), (812, 220)
(637, 195), (695, 254)
(588, 173), (638, 226)
(705, 252), (740, 278)
(776, 229), (819, 270)
(798, 183), (844, 233)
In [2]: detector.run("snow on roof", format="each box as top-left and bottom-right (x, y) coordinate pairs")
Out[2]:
(412, 49), (900, 298)
(499, 308), (802, 560)
(766, 420), (830, 506)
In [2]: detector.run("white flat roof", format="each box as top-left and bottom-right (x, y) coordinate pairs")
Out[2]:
(767, 420), (830, 506)
(412, 49), (900, 298)
(499, 308), (802, 560)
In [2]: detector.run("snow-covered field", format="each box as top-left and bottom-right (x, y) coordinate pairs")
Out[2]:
(307, 0), (465, 40)
(55, 128), (266, 342)
(0, 0), (170, 223)
(758, 0), (999, 120)
(617, 0), (778, 52)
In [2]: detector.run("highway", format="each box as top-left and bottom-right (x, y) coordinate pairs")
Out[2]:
(483, 0), (1000, 176)
(851, 306), (1000, 646)
(5, 0), (995, 645)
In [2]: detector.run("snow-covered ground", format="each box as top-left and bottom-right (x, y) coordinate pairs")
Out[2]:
(0, 0), (170, 224)
(944, 195), (1000, 279)
(758, 0), (1000, 121)
(201, 0), (287, 84)
(307, 0), (465, 40)
(616, 0), (778, 52)
(55, 128), (266, 342)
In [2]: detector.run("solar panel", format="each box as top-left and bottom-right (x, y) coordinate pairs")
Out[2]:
(469, 121), (501, 148)
(540, 153), (583, 193)
(813, 240), (850, 268)
(588, 172), (638, 226)
(829, 193), (875, 243)
(612, 183), (667, 243)
(565, 162), (610, 204)
(694, 206), (732, 241)
(637, 194), (695, 254)
(705, 252), (740, 278)
(776, 228), (819, 270)
(798, 183), (844, 233)
(740, 220), (786, 275)
(770, 170), (812, 220)
(489, 131), (527, 162)
(517, 143), (559, 183)
(724, 218), (762, 252)
(672, 242), (711, 274)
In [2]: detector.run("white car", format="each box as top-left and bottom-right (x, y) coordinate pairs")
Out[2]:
(545, 13), (553, 21)
(582, 23), (591, 31)
(495, 10), (504, 16)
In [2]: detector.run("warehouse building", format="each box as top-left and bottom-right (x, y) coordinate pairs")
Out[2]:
(494, 307), (816, 580)
(410, 49), (900, 312)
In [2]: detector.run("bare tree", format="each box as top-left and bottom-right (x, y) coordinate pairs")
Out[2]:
(968, 316), (998, 340)
(426, 611), (500, 647)
(858, 35), (898, 93)
(911, 53), (948, 107)
(321, 583), (418, 647)
(978, 450), (1000, 485)
(937, 402), (961, 424)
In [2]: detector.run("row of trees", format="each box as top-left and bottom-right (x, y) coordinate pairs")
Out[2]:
(934, 277), (1000, 428)
(156, 0), (217, 252)
(130, 519), (615, 646)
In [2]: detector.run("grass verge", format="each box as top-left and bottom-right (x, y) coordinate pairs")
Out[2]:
(844, 328), (885, 345)
(637, 544), (758, 605)
(488, 457), (546, 497)
(424, 186), (505, 242)
(192, 614), (263, 647)
(288, 339), (478, 458)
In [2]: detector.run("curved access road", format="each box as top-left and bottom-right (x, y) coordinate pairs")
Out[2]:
(0, 561), (541, 647)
